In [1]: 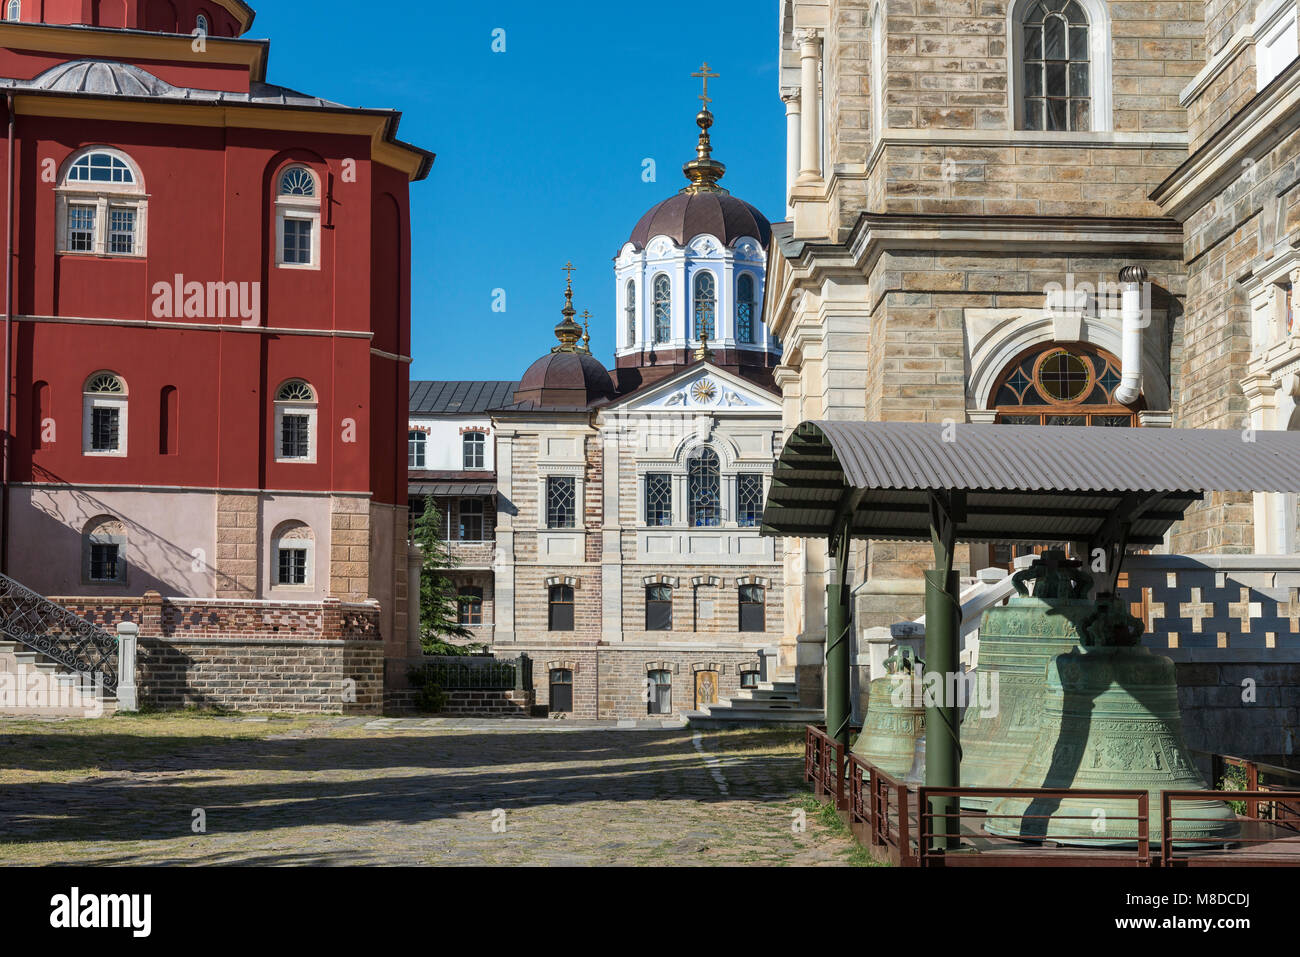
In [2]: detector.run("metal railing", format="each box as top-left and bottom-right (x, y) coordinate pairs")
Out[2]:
(1162, 788), (1300, 865)
(0, 573), (117, 692)
(917, 786), (1152, 866)
(411, 654), (532, 691)
(802, 724), (1300, 867)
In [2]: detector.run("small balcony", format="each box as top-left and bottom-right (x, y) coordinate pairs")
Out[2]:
(444, 538), (497, 569)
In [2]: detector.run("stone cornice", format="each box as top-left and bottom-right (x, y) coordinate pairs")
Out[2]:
(1153, 55), (1300, 220)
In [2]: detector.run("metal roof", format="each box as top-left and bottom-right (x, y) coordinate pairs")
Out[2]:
(409, 381), (517, 415)
(410, 482), (497, 497)
(761, 421), (1300, 546)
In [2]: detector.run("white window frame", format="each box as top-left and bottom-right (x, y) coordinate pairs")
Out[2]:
(409, 430), (427, 468)
(82, 373), (128, 457)
(275, 165), (322, 270)
(1009, 0), (1113, 133)
(195, 13), (210, 35)
(56, 148), (148, 258)
(5, 1), (19, 22)
(463, 431), (487, 470)
(274, 380), (317, 464)
(272, 536), (314, 589)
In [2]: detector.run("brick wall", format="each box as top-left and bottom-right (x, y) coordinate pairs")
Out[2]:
(49, 592), (385, 713)
(139, 636), (382, 713)
(620, 568), (783, 639)
(595, 650), (765, 720)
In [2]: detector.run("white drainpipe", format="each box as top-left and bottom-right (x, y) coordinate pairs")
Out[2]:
(1114, 265), (1148, 405)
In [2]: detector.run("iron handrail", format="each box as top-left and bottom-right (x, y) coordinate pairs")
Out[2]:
(0, 572), (117, 692)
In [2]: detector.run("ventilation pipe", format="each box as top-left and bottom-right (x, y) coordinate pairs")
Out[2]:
(1114, 265), (1148, 406)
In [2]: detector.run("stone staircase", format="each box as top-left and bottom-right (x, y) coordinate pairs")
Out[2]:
(685, 678), (823, 728)
(0, 638), (117, 717)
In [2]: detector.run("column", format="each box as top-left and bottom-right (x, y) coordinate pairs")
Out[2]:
(782, 87), (801, 216)
(795, 30), (822, 186)
(494, 430), (517, 642)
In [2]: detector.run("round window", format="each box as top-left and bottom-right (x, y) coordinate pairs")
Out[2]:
(1037, 350), (1091, 402)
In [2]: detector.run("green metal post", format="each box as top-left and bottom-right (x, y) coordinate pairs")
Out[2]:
(924, 566), (962, 849)
(825, 530), (852, 757)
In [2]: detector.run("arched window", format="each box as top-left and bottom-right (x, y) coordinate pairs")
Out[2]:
(688, 447), (721, 527)
(195, 13), (209, 35)
(739, 585), (766, 632)
(625, 280), (636, 347)
(1020, 0), (1093, 131)
(463, 431), (486, 469)
(990, 344), (1138, 425)
(59, 148), (146, 257)
(83, 372), (127, 456)
(160, 385), (179, 455)
(83, 516), (127, 584)
(548, 584), (575, 631)
(271, 521), (313, 587)
(653, 274), (672, 344)
(276, 164), (320, 268)
(408, 429), (426, 468)
(5, 1), (20, 22)
(274, 379), (316, 462)
(693, 271), (716, 341)
(736, 273), (756, 344)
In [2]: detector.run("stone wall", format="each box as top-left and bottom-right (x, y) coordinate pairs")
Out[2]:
(50, 592), (385, 713)
(1175, 661), (1300, 758)
(437, 689), (534, 716)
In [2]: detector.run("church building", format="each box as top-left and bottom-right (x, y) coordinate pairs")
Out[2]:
(411, 79), (791, 719)
(0, 1), (431, 713)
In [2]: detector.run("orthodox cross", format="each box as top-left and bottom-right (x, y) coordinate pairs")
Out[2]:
(562, 261), (576, 288)
(692, 62), (719, 108)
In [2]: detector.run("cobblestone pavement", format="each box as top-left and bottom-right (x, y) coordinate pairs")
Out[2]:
(0, 715), (859, 866)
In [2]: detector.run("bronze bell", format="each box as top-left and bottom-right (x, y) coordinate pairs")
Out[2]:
(960, 550), (1096, 810)
(985, 599), (1239, 847)
(851, 647), (926, 779)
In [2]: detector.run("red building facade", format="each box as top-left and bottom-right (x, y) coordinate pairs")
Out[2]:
(0, 3), (431, 696)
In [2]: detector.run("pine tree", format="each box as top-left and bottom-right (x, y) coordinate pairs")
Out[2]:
(408, 499), (475, 652)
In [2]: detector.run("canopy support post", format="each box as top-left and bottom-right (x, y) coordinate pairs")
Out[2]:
(925, 490), (964, 851)
(825, 489), (863, 758)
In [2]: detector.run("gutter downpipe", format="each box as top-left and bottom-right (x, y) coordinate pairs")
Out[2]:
(2, 93), (13, 575)
(1114, 265), (1149, 406)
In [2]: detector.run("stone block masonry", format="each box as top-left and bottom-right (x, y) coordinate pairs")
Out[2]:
(49, 592), (385, 713)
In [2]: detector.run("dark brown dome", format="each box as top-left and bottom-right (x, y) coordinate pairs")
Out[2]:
(514, 351), (617, 409)
(627, 190), (771, 250)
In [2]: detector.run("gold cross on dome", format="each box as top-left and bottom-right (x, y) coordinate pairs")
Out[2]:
(562, 261), (576, 286)
(692, 62), (720, 108)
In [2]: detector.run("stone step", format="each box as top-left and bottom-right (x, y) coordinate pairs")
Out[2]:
(0, 638), (117, 716)
(685, 707), (824, 728)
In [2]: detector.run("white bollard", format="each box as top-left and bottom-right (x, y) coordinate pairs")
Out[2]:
(116, 621), (139, 712)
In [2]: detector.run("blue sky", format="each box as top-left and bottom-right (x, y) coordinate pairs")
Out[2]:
(251, 0), (786, 382)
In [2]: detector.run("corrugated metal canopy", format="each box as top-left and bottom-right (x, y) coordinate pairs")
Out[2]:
(410, 483), (497, 497)
(761, 421), (1300, 546)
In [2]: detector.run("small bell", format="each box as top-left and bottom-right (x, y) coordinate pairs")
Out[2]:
(851, 647), (926, 778)
(960, 550), (1095, 809)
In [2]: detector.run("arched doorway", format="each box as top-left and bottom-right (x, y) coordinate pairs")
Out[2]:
(989, 342), (1141, 426)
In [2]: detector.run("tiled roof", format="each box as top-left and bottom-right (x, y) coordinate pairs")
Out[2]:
(409, 381), (517, 415)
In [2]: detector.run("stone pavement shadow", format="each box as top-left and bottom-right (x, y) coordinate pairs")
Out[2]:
(0, 727), (808, 857)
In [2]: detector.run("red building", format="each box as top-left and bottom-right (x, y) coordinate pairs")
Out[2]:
(0, 2), (432, 710)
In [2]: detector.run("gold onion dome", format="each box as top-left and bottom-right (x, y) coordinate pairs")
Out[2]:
(515, 263), (616, 409)
(626, 63), (771, 251)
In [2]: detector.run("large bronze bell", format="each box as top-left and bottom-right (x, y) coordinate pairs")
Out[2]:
(985, 600), (1239, 847)
(851, 647), (926, 778)
(960, 551), (1096, 810)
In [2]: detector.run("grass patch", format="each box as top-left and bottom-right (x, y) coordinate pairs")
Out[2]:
(700, 728), (805, 755)
(794, 794), (889, 867)
(0, 712), (321, 783)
